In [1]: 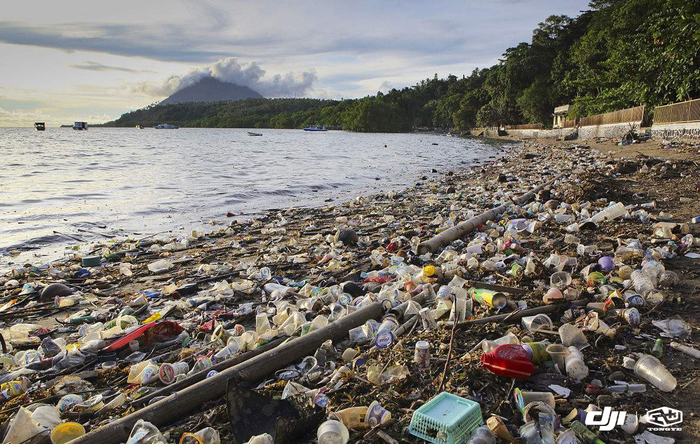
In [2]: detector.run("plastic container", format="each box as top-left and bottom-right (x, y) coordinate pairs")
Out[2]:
(634, 354), (677, 392)
(330, 406), (369, 430)
(481, 344), (534, 379)
(408, 392), (484, 444)
(51, 422), (86, 444)
(375, 316), (398, 349)
(126, 419), (166, 444)
(317, 420), (349, 444)
(546, 344), (570, 371)
(590, 202), (626, 223)
(564, 346), (588, 381)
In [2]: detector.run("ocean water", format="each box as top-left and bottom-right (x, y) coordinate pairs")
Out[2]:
(0, 127), (504, 267)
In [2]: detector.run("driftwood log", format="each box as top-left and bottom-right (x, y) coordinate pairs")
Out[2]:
(71, 302), (385, 444)
(417, 176), (562, 255)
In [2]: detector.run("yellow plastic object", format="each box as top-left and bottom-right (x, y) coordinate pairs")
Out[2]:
(51, 422), (86, 444)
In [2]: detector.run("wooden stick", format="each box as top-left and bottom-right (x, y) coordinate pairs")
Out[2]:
(417, 176), (562, 255)
(70, 302), (385, 444)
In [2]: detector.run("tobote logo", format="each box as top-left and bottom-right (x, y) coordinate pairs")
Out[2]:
(646, 407), (683, 428)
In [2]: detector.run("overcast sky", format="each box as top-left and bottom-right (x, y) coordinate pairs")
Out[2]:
(0, 0), (590, 126)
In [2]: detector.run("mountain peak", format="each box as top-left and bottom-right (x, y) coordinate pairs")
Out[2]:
(161, 77), (263, 105)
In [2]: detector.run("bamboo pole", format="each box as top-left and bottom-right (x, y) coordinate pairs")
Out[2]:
(72, 302), (385, 444)
(417, 176), (562, 255)
(132, 336), (287, 407)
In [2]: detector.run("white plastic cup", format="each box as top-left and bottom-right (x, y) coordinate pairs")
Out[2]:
(634, 354), (677, 392)
(550, 271), (572, 289)
(546, 344), (570, 371)
(564, 346), (588, 381)
(558, 323), (588, 349)
(317, 419), (349, 444)
(365, 400), (391, 426)
(521, 314), (553, 331)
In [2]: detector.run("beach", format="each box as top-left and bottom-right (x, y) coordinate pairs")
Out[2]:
(2, 136), (700, 443)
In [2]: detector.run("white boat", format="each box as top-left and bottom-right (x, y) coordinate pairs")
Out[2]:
(303, 126), (327, 131)
(247, 132), (263, 136)
(155, 123), (179, 129)
(73, 121), (88, 130)
(34, 122), (45, 131)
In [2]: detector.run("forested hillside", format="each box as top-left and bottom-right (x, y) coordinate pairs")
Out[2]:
(108, 0), (700, 132)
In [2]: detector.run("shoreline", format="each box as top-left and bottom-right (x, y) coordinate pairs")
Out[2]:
(2, 139), (700, 442)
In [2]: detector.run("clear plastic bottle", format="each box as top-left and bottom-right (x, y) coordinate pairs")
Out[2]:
(630, 270), (655, 295)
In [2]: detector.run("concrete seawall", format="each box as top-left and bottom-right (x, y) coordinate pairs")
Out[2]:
(504, 122), (639, 140)
(651, 122), (700, 140)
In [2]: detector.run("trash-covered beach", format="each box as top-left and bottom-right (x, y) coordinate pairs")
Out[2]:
(2, 138), (700, 444)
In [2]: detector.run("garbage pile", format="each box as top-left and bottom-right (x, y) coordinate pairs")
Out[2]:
(1, 142), (699, 444)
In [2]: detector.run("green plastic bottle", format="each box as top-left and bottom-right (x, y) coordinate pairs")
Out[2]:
(570, 420), (606, 444)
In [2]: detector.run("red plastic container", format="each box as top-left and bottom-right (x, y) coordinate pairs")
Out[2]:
(481, 344), (534, 379)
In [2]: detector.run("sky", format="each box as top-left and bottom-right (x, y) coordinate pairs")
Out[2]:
(0, 0), (590, 127)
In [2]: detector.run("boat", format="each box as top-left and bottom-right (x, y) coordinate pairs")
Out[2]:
(154, 123), (179, 129)
(73, 121), (88, 131)
(136, 125), (145, 129)
(303, 125), (327, 131)
(247, 131), (263, 136)
(34, 122), (45, 131)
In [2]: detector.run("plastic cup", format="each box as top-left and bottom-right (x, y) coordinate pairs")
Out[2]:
(546, 344), (570, 371)
(519, 390), (555, 408)
(317, 419), (349, 444)
(634, 354), (677, 392)
(51, 422), (86, 444)
(521, 314), (553, 331)
(558, 323), (588, 349)
(365, 400), (391, 426)
(550, 271), (571, 289)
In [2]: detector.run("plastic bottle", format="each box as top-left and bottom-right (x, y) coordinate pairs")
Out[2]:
(564, 346), (588, 381)
(590, 202), (626, 223)
(651, 338), (664, 358)
(467, 425), (496, 444)
(570, 420), (605, 444)
(634, 354), (677, 392)
(631, 270), (655, 294)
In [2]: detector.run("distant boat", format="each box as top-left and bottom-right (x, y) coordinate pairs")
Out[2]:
(34, 122), (45, 131)
(247, 131), (263, 136)
(135, 125), (145, 129)
(154, 123), (179, 129)
(73, 121), (88, 131)
(303, 126), (327, 131)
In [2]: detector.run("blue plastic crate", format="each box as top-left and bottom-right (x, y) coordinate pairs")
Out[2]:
(408, 392), (483, 444)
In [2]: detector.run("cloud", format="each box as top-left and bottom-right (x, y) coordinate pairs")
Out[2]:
(71, 61), (156, 74)
(0, 21), (233, 62)
(131, 57), (317, 98)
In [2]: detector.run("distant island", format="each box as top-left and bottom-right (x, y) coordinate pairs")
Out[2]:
(105, 0), (699, 133)
(161, 77), (263, 105)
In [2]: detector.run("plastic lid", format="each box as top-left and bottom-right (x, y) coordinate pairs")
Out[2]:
(51, 422), (86, 444)
(416, 341), (430, 350)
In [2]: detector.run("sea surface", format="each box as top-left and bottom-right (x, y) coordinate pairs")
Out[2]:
(0, 127), (504, 268)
